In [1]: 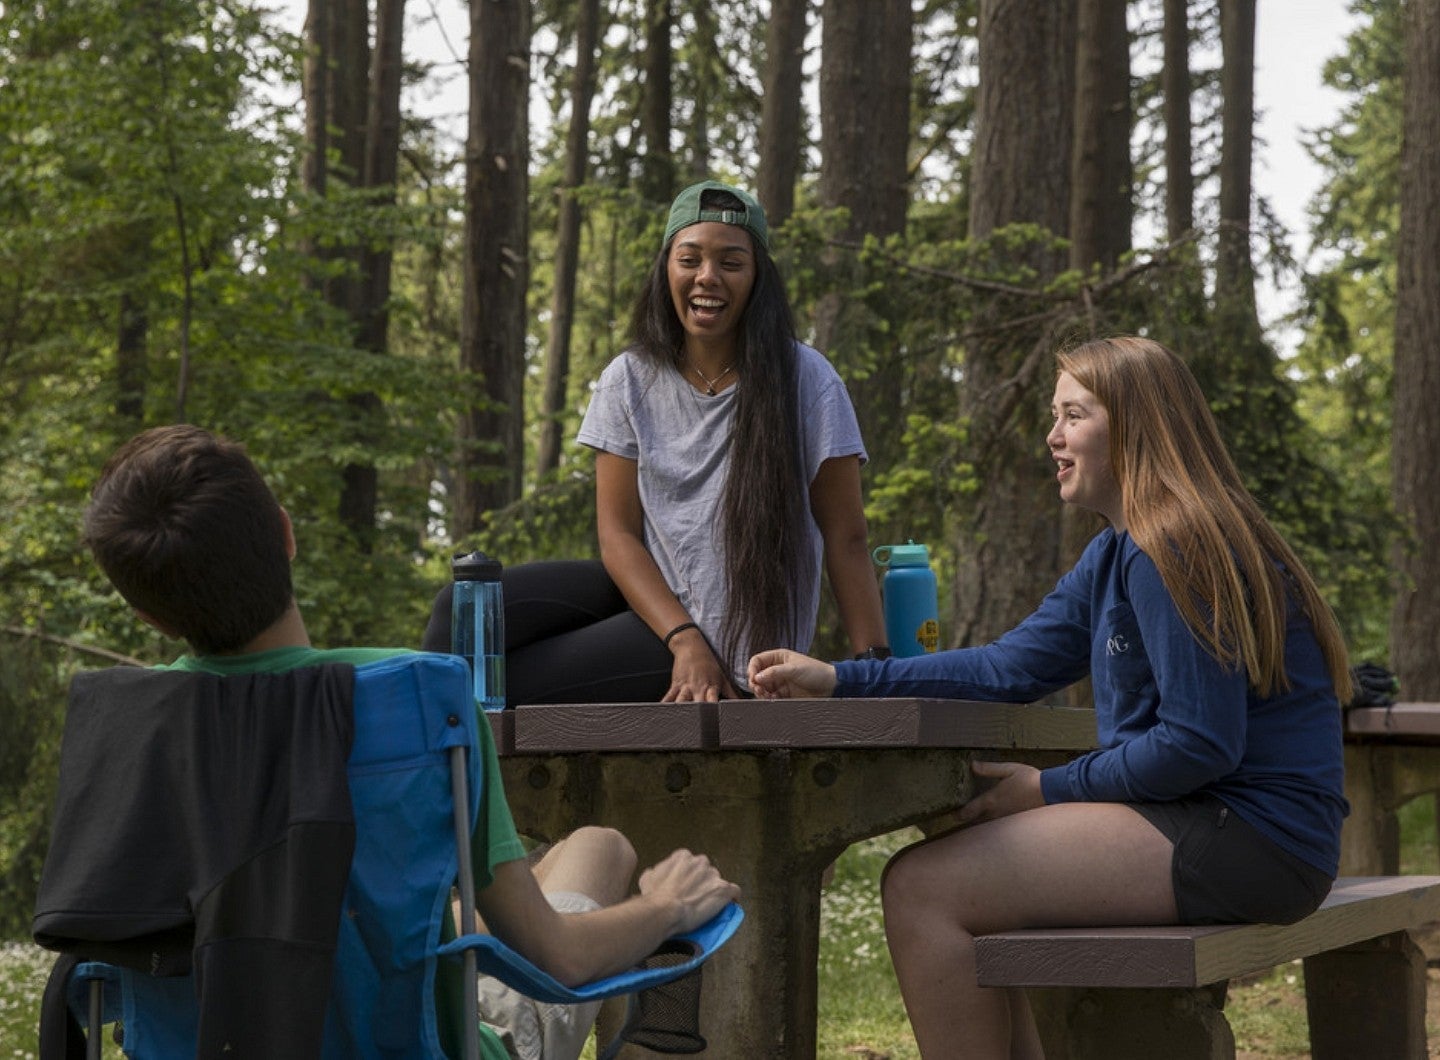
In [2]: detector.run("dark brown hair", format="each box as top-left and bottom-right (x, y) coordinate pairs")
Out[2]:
(83, 425), (292, 654)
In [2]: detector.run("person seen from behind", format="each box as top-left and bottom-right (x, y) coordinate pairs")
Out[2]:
(84, 424), (740, 1060)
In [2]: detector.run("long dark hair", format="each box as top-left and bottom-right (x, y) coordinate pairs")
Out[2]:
(628, 196), (810, 665)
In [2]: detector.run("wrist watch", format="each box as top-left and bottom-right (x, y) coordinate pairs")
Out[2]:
(853, 646), (892, 661)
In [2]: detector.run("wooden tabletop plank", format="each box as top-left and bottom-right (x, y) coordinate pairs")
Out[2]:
(507, 701), (718, 752)
(1345, 702), (1440, 742)
(485, 709), (512, 754)
(718, 698), (1098, 750)
(975, 876), (1440, 988)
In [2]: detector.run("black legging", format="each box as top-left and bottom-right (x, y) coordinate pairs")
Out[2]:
(421, 560), (674, 705)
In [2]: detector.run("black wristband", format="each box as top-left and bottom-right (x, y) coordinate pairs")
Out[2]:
(663, 621), (699, 648)
(854, 646), (892, 661)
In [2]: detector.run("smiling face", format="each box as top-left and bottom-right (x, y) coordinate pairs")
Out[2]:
(1047, 371), (1124, 529)
(666, 221), (756, 357)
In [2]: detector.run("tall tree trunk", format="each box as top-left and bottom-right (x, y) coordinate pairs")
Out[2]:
(757, 0), (809, 227)
(302, 0), (330, 200)
(358, 0), (404, 346)
(1216, 0), (1259, 342)
(536, 0), (601, 478)
(639, 0), (674, 204)
(959, 0), (1075, 647)
(458, 0), (530, 533)
(304, 0), (385, 545)
(333, 0), (369, 189)
(969, 0), (1073, 261)
(1065, 0), (1131, 572)
(686, 3), (717, 181)
(817, 0), (910, 247)
(340, 0), (406, 549)
(1162, 0), (1194, 241)
(1069, 0), (1132, 274)
(813, 0), (911, 472)
(1391, 0), (1440, 698)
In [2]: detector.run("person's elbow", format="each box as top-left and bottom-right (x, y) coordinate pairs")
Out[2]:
(1127, 733), (1243, 800)
(539, 945), (597, 989)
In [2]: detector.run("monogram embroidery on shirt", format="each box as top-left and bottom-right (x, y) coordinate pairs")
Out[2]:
(1106, 634), (1130, 656)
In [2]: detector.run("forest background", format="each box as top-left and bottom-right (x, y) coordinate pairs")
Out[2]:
(1, 0), (1438, 940)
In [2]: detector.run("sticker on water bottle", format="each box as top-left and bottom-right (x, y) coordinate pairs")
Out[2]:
(917, 619), (940, 653)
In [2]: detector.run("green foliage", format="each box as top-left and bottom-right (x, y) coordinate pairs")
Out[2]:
(817, 830), (921, 1059)
(0, 638), (71, 939)
(0, 0), (1408, 940)
(1288, 0), (1405, 660)
(461, 467), (601, 570)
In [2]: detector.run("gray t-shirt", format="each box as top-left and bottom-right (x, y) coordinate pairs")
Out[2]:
(576, 342), (867, 687)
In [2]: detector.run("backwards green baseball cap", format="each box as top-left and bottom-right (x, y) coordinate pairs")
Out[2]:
(663, 180), (770, 252)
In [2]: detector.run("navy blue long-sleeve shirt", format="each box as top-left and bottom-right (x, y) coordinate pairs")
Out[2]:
(834, 529), (1348, 876)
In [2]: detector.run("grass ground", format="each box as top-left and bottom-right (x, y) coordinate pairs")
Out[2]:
(4, 799), (1439, 1058)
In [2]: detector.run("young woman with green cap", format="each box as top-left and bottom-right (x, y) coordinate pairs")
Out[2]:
(423, 180), (889, 703)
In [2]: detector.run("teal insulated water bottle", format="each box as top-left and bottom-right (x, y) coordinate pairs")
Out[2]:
(873, 541), (940, 657)
(450, 550), (506, 711)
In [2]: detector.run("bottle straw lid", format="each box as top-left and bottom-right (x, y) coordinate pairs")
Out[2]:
(451, 549), (503, 580)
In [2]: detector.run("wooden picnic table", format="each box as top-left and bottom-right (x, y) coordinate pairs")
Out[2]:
(487, 697), (1097, 1059)
(1342, 702), (1440, 877)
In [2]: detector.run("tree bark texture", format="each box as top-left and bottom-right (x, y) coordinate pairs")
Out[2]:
(459, 0), (531, 531)
(359, 0), (405, 344)
(757, 0), (810, 227)
(338, 0), (406, 549)
(1162, 0), (1194, 241)
(817, 0), (911, 247)
(1391, 0), (1440, 698)
(1216, 0), (1259, 339)
(333, 0), (368, 186)
(813, 0), (912, 472)
(686, 4), (717, 182)
(639, 0), (674, 204)
(958, 0), (1075, 647)
(305, 0), (385, 545)
(1070, 0), (1132, 274)
(301, 0), (330, 198)
(537, 0), (601, 478)
(969, 0), (1074, 257)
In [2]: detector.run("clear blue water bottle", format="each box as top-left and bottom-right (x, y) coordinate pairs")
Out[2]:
(873, 541), (940, 658)
(450, 550), (506, 711)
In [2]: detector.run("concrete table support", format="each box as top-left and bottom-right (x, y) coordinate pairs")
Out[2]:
(491, 698), (1097, 1058)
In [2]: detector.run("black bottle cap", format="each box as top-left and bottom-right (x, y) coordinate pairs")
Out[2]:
(451, 550), (502, 581)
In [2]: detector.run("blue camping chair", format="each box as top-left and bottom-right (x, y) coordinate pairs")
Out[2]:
(35, 653), (742, 1059)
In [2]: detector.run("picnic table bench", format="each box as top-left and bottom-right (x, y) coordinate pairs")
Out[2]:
(977, 874), (1440, 1059)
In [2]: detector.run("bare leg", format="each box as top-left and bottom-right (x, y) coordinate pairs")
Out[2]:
(462, 826), (636, 933)
(881, 802), (1176, 1060)
(472, 828), (640, 1059)
(531, 825), (636, 905)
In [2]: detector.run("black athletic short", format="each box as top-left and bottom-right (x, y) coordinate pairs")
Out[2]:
(1131, 793), (1333, 925)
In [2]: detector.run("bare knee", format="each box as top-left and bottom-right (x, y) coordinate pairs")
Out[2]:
(881, 845), (935, 929)
(540, 825), (636, 906)
(571, 825), (637, 879)
(882, 837), (988, 943)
